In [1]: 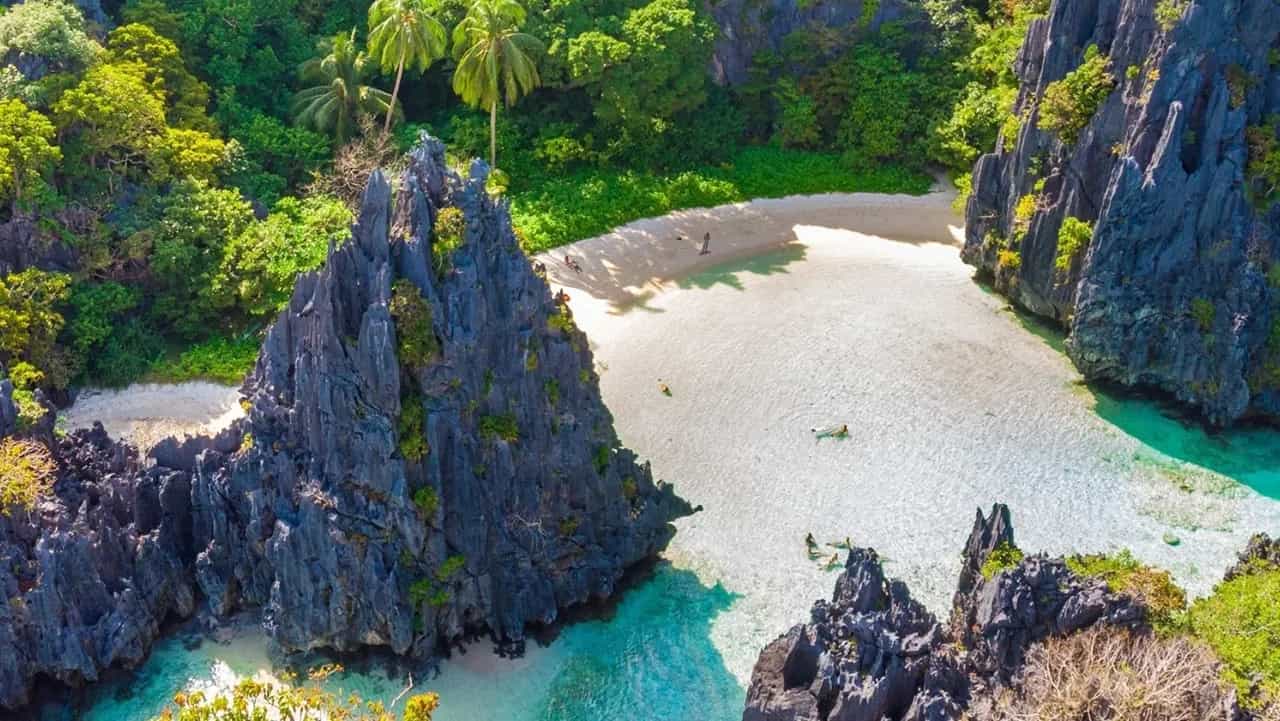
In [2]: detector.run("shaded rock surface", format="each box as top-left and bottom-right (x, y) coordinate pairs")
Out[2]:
(0, 424), (196, 710)
(706, 0), (924, 86)
(0, 136), (690, 711)
(742, 504), (1155, 721)
(964, 0), (1280, 425)
(191, 136), (691, 658)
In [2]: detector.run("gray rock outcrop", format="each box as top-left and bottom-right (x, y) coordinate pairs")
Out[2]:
(742, 504), (1152, 721)
(0, 425), (196, 710)
(0, 136), (691, 711)
(964, 0), (1280, 425)
(190, 136), (692, 658)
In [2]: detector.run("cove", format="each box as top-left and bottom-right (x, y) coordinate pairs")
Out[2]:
(77, 209), (1280, 720)
(77, 565), (742, 721)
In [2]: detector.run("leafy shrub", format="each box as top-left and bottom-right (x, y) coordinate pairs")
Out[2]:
(0, 0), (99, 77)
(479, 414), (519, 443)
(389, 280), (439, 368)
(981, 541), (1025, 580)
(148, 669), (441, 721)
(0, 438), (56, 515)
(992, 626), (1232, 721)
(5, 362), (46, 429)
(431, 207), (466, 278)
(413, 486), (439, 518)
(151, 334), (259, 385)
(1187, 567), (1280, 706)
(593, 444), (612, 475)
(997, 249), (1021, 271)
(1055, 217), (1094, 273)
(1013, 193), (1038, 239)
(1066, 550), (1187, 628)
(1245, 119), (1280, 206)
(772, 78), (820, 148)
(559, 515), (580, 536)
(510, 146), (930, 252)
(1155, 0), (1188, 32)
(1190, 298), (1216, 332)
(0, 269), (71, 387)
(213, 195), (352, 318)
(544, 378), (560, 406)
(399, 394), (429, 463)
(1039, 45), (1115, 145)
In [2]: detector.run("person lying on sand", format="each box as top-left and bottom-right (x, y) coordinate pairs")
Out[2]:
(811, 424), (849, 439)
(826, 537), (853, 550)
(823, 553), (842, 570)
(658, 380), (672, 397)
(563, 254), (583, 273)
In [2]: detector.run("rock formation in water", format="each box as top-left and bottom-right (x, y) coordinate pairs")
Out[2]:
(964, 0), (1280, 425)
(741, 504), (1234, 721)
(191, 136), (692, 658)
(0, 137), (691, 711)
(0, 416), (209, 710)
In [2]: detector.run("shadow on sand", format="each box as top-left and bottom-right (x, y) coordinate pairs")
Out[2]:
(676, 244), (808, 293)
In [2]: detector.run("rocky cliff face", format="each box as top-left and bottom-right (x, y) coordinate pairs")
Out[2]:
(706, 0), (923, 86)
(742, 505), (1169, 721)
(0, 137), (690, 711)
(0, 423), (201, 710)
(190, 136), (691, 658)
(964, 0), (1280, 425)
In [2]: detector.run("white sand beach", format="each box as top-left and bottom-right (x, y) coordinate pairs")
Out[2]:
(535, 188), (1280, 687)
(60, 381), (244, 449)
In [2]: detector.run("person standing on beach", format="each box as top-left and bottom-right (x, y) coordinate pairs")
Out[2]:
(700, 232), (711, 256)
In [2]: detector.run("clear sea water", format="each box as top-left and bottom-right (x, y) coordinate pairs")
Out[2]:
(75, 228), (1280, 721)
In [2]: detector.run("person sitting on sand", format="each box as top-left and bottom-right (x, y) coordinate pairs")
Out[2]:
(700, 232), (711, 256)
(805, 533), (821, 559)
(824, 552), (842, 570)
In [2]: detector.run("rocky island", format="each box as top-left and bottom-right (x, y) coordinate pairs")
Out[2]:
(0, 137), (691, 711)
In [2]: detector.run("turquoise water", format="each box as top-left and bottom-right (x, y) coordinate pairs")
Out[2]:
(79, 564), (743, 721)
(996, 298), (1280, 502)
(1090, 391), (1280, 501)
(73, 235), (1280, 721)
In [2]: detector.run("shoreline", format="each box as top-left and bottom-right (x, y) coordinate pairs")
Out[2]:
(534, 188), (964, 318)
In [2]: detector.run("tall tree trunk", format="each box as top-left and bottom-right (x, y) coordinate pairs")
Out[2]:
(489, 100), (497, 168)
(385, 46), (407, 135)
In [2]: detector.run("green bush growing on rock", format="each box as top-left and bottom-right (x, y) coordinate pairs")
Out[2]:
(0, 438), (56, 516)
(1155, 0), (1188, 32)
(980, 541), (1024, 580)
(479, 413), (519, 442)
(431, 207), (465, 278)
(399, 394), (429, 463)
(1039, 45), (1115, 145)
(593, 444), (611, 475)
(1245, 119), (1280, 207)
(1055, 217), (1094, 273)
(5, 362), (48, 429)
(1066, 550), (1187, 630)
(1188, 565), (1280, 707)
(1191, 298), (1216, 332)
(413, 486), (439, 518)
(389, 280), (439, 368)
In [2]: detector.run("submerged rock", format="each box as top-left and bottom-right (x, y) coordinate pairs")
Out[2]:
(963, 0), (1280, 425)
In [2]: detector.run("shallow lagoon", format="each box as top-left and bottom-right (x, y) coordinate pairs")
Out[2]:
(79, 226), (1280, 720)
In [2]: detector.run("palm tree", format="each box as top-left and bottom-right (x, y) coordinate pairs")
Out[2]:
(292, 30), (398, 143)
(368, 0), (447, 134)
(451, 0), (542, 167)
